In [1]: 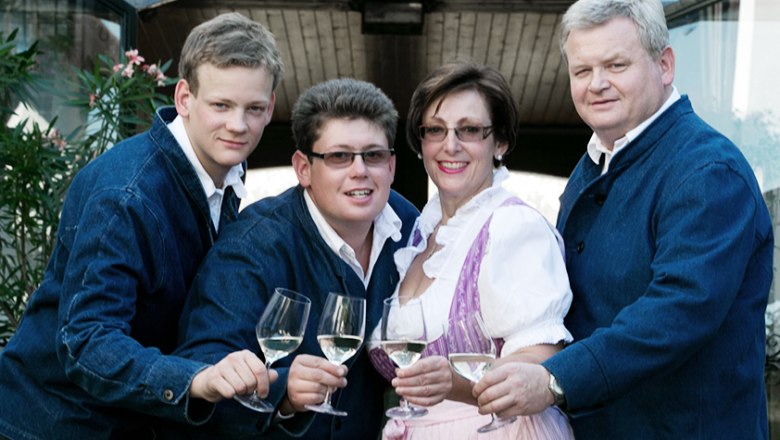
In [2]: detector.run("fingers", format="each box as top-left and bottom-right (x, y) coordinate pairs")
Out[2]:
(190, 350), (271, 402)
(471, 362), (510, 396)
(473, 363), (552, 417)
(391, 356), (452, 406)
(286, 354), (348, 412)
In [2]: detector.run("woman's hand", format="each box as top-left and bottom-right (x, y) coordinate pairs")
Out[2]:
(392, 355), (452, 407)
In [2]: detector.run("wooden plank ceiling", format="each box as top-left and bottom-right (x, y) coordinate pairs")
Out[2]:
(137, 0), (584, 128)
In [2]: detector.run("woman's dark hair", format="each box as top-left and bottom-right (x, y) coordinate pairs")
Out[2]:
(406, 61), (519, 164)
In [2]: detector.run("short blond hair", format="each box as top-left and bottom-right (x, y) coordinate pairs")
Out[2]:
(178, 12), (284, 95)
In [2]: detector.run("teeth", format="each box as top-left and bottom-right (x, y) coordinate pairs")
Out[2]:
(347, 190), (371, 197)
(440, 161), (466, 170)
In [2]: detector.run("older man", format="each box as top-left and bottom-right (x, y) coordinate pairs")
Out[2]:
(473, 0), (773, 438)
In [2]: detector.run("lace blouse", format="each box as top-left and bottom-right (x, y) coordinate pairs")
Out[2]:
(369, 167), (573, 357)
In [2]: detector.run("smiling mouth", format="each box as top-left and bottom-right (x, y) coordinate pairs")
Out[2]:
(346, 189), (372, 198)
(591, 99), (616, 106)
(220, 138), (246, 147)
(439, 161), (467, 170)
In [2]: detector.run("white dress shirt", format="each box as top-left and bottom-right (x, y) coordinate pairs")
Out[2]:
(167, 115), (247, 231)
(303, 189), (403, 288)
(587, 86), (681, 174)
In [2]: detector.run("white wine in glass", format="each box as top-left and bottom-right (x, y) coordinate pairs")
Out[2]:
(317, 334), (363, 364)
(380, 296), (428, 419)
(448, 353), (496, 383)
(446, 312), (517, 433)
(234, 288), (311, 412)
(305, 292), (366, 417)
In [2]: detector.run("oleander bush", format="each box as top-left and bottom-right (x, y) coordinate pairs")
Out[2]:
(0, 29), (175, 345)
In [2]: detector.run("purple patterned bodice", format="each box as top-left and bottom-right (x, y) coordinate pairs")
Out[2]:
(369, 198), (530, 381)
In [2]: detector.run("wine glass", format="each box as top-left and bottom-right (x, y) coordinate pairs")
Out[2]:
(446, 312), (517, 433)
(234, 287), (311, 412)
(305, 292), (366, 416)
(380, 296), (429, 419)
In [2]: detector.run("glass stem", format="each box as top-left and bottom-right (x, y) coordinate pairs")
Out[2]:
(322, 387), (333, 406)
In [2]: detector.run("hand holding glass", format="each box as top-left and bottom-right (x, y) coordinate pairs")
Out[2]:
(446, 312), (517, 433)
(305, 292), (366, 416)
(234, 288), (311, 412)
(380, 296), (429, 419)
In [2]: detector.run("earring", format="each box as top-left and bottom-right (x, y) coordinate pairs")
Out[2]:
(495, 154), (503, 162)
(417, 152), (423, 160)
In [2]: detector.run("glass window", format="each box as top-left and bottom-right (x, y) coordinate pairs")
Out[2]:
(1, 0), (135, 135)
(667, 0), (780, 301)
(668, 0), (780, 433)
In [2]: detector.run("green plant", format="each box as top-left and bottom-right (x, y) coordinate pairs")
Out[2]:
(0, 30), (175, 345)
(0, 30), (39, 123)
(67, 49), (175, 164)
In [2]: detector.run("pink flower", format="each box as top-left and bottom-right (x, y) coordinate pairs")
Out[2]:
(113, 63), (124, 73)
(125, 49), (145, 66)
(121, 64), (135, 78)
(145, 64), (167, 86)
(89, 93), (96, 108)
(155, 71), (166, 87)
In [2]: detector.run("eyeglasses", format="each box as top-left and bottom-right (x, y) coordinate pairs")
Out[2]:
(418, 125), (493, 143)
(307, 149), (395, 168)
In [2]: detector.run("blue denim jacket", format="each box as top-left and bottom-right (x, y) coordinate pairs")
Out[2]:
(0, 107), (240, 439)
(544, 97), (773, 439)
(174, 186), (419, 439)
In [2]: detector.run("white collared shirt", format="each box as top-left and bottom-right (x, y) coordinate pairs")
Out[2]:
(587, 86), (681, 174)
(168, 115), (247, 231)
(303, 190), (402, 288)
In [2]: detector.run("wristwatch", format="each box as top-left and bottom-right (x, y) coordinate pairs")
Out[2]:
(546, 369), (566, 407)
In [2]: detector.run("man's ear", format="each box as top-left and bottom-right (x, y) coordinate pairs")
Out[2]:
(291, 150), (312, 188)
(174, 79), (192, 118)
(658, 46), (675, 87)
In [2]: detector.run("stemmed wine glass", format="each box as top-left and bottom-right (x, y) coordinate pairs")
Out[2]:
(446, 312), (517, 433)
(305, 292), (366, 416)
(234, 287), (311, 412)
(380, 296), (429, 419)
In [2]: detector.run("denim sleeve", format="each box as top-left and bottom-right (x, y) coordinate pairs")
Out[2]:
(545, 161), (768, 410)
(55, 189), (209, 423)
(176, 228), (292, 435)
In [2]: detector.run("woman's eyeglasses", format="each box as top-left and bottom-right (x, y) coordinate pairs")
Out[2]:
(418, 125), (493, 143)
(307, 149), (395, 168)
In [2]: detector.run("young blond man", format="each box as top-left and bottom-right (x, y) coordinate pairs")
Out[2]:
(0, 12), (283, 439)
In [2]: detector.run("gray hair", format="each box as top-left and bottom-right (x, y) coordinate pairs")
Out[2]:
(559, 0), (669, 63)
(179, 12), (284, 94)
(291, 78), (398, 153)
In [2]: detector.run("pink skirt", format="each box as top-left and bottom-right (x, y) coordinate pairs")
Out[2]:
(382, 400), (574, 440)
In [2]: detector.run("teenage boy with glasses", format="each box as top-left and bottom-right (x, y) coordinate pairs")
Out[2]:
(175, 78), (418, 439)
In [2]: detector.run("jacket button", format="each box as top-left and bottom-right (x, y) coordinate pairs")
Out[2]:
(576, 242), (585, 253)
(162, 389), (175, 401)
(594, 194), (606, 205)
